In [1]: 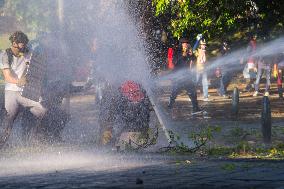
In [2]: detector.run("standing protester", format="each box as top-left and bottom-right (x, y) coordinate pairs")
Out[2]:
(167, 38), (200, 112)
(83, 37), (108, 105)
(40, 32), (76, 143)
(0, 31), (46, 147)
(195, 39), (209, 101)
(242, 34), (258, 92)
(273, 53), (284, 99)
(21, 32), (83, 143)
(253, 55), (272, 97)
(90, 38), (105, 104)
(216, 41), (231, 97)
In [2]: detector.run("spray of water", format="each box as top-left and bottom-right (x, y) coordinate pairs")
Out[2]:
(158, 37), (284, 83)
(1, 0), (284, 178)
(0, 0), (168, 177)
(0, 147), (167, 177)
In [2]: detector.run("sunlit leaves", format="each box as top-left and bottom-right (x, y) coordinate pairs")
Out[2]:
(152, 0), (171, 16)
(152, 0), (251, 39)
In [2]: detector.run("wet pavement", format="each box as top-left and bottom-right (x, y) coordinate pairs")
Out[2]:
(0, 149), (284, 189)
(1, 80), (284, 188)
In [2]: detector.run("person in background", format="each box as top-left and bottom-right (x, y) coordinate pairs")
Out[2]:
(167, 38), (200, 112)
(195, 39), (209, 101)
(253, 55), (272, 97)
(215, 41), (231, 97)
(273, 53), (284, 99)
(242, 34), (258, 92)
(83, 37), (108, 105)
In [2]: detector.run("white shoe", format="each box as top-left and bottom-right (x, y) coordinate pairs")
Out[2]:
(264, 92), (269, 96)
(203, 98), (210, 102)
(253, 91), (258, 97)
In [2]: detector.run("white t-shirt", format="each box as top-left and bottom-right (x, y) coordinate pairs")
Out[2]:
(0, 51), (31, 91)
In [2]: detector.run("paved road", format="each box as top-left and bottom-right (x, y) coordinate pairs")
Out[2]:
(0, 148), (284, 189)
(156, 79), (284, 122)
(1, 80), (284, 188)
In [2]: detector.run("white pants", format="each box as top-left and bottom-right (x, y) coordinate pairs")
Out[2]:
(5, 90), (46, 119)
(0, 91), (46, 145)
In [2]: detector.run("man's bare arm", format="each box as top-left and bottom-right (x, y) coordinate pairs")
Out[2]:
(1, 69), (20, 84)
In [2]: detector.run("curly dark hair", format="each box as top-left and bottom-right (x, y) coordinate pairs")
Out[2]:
(9, 31), (29, 44)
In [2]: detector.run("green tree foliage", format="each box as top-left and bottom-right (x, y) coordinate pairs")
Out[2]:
(256, 1), (284, 37)
(2, 0), (58, 32)
(152, 0), (284, 39)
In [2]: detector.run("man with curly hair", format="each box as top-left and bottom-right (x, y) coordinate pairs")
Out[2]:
(0, 31), (46, 147)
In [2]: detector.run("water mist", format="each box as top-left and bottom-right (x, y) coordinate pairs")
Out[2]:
(0, 0), (173, 178)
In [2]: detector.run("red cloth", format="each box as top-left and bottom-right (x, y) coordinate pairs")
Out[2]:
(247, 39), (257, 66)
(277, 70), (282, 86)
(250, 40), (257, 51)
(167, 48), (174, 70)
(120, 81), (145, 103)
(215, 67), (222, 78)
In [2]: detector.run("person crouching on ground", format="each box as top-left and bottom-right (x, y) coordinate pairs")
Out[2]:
(0, 31), (46, 147)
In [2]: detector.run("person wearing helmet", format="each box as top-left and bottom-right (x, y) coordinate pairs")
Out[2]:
(99, 80), (151, 146)
(0, 31), (46, 147)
